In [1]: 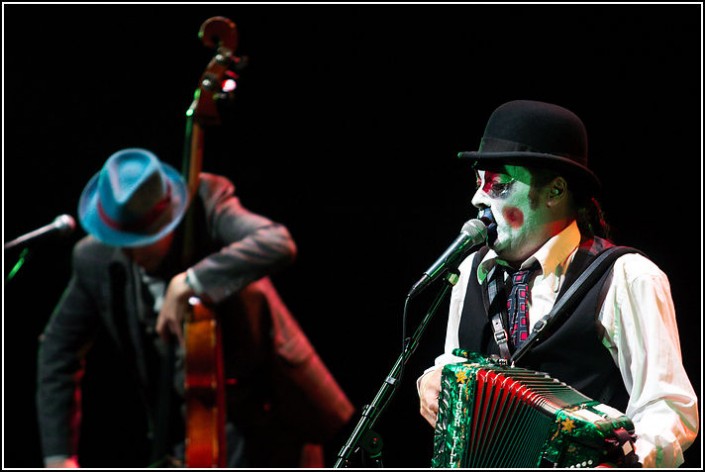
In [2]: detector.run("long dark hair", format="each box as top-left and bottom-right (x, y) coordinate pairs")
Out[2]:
(576, 195), (611, 241)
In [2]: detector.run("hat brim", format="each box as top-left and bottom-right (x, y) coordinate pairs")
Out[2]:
(77, 162), (189, 247)
(458, 150), (601, 195)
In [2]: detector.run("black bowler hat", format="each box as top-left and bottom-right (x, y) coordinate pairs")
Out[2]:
(458, 100), (600, 194)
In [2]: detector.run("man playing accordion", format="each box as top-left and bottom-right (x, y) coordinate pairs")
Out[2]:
(417, 100), (698, 468)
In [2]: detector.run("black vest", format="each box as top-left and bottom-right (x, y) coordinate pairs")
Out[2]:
(458, 237), (630, 412)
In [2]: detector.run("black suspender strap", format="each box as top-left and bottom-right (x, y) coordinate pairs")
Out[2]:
(484, 264), (513, 359)
(490, 312), (512, 360)
(511, 246), (644, 365)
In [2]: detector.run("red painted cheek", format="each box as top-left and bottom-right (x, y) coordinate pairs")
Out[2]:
(502, 206), (524, 228)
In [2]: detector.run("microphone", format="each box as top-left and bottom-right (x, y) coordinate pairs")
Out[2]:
(4, 214), (76, 251)
(408, 219), (487, 298)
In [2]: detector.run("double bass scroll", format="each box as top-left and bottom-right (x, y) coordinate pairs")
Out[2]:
(182, 16), (242, 206)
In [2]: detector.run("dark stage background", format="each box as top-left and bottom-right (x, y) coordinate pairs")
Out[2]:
(3, 4), (702, 469)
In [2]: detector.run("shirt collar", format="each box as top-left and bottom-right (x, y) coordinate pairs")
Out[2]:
(477, 220), (581, 284)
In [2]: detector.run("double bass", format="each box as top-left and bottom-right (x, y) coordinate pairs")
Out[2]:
(180, 16), (244, 468)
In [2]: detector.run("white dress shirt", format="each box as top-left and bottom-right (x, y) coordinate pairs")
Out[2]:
(420, 221), (699, 468)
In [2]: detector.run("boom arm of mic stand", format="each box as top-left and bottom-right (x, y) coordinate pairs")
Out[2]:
(334, 270), (458, 468)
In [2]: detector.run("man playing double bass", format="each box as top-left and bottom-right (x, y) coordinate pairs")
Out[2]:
(36, 148), (354, 467)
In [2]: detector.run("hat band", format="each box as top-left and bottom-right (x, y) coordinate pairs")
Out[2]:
(479, 137), (543, 154)
(97, 184), (173, 233)
(479, 137), (583, 161)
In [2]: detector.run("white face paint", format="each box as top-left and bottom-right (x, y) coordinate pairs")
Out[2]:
(471, 166), (554, 263)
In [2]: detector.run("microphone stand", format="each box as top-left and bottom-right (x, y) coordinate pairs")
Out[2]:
(334, 270), (459, 468)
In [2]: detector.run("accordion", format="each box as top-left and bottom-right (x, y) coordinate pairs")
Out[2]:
(432, 352), (639, 468)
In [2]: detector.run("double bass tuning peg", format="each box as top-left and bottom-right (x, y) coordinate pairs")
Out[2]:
(214, 58), (248, 101)
(211, 52), (248, 79)
(231, 55), (249, 74)
(214, 71), (239, 101)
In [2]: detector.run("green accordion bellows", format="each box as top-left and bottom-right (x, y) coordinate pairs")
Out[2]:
(431, 351), (637, 468)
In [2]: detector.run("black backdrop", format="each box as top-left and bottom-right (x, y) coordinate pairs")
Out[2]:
(3, 4), (701, 468)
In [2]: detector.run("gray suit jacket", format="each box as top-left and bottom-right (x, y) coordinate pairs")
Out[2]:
(37, 173), (353, 466)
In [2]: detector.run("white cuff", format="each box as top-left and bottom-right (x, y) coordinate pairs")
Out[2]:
(185, 268), (205, 296)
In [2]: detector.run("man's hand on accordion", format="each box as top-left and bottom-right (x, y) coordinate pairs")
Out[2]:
(418, 368), (443, 427)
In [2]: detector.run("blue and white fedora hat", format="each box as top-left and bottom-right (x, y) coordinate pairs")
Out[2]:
(78, 148), (189, 247)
